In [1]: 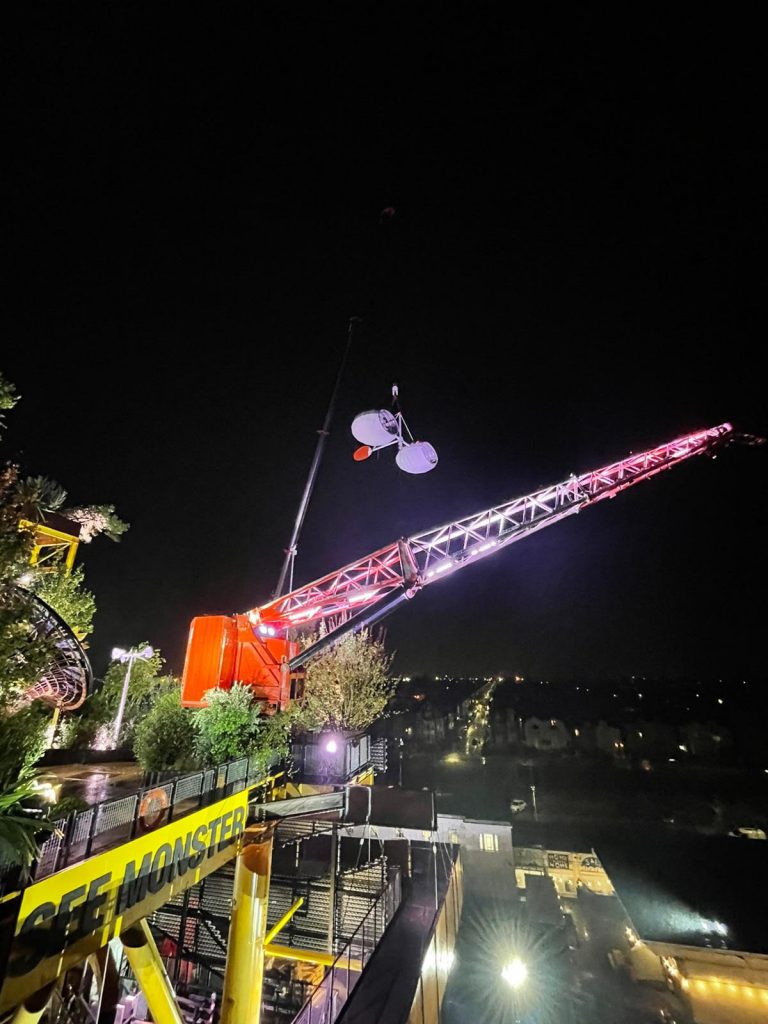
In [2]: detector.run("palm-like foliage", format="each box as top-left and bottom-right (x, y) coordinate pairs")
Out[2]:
(0, 778), (55, 875)
(15, 475), (68, 521)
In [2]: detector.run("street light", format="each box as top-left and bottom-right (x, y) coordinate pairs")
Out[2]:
(111, 645), (153, 748)
(502, 957), (528, 988)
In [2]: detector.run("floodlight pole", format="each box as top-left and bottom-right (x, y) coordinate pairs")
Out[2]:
(274, 317), (359, 598)
(113, 656), (135, 749)
(112, 646), (153, 747)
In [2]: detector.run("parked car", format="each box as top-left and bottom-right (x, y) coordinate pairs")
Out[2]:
(728, 826), (767, 839)
(509, 798), (527, 814)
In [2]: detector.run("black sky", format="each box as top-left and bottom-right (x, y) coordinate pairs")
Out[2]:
(2, 9), (766, 681)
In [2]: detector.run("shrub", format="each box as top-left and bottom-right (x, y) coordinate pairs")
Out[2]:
(134, 690), (197, 773)
(0, 704), (49, 789)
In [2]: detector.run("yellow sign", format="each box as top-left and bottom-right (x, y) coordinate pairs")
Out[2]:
(0, 788), (250, 1013)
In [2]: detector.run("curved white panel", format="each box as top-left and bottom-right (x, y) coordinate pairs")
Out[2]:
(351, 409), (399, 447)
(396, 441), (438, 474)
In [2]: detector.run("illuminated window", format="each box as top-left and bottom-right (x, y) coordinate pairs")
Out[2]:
(480, 833), (499, 852)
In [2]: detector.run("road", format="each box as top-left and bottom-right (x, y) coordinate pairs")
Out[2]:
(402, 749), (768, 842)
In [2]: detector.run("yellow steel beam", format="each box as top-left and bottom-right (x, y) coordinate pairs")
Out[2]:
(220, 824), (275, 1024)
(120, 919), (183, 1024)
(9, 984), (55, 1024)
(265, 943), (362, 972)
(19, 520), (80, 574)
(264, 897), (304, 946)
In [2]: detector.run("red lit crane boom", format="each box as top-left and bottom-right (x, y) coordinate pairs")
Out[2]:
(181, 422), (747, 708)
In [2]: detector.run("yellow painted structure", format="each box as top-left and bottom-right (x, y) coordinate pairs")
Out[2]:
(282, 765), (374, 800)
(19, 520), (80, 575)
(264, 944), (362, 971)
(0, 785), (259, 1013)
(9, 983), (55, 1024)
(221, 825), (275, 1024)
(264, 897), (304, 946)
(0, 766), (378, 1021)
(120, 920), (183, 1024)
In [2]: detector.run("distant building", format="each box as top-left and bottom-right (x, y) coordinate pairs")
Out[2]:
(522, 716), (570, 751)
(624, 721), (678, 757)
(595, 720), (623, 757)
(680, 720), (734, 757)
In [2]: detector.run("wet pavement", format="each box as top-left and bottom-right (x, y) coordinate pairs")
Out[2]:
(38, 761), (144, 806)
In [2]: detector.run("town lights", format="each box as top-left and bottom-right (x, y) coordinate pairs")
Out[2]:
(501, 957), (528, 989)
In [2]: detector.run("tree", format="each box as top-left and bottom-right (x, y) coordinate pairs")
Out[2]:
(0, 704), (49, 790)
(33, 564), (97, 639)
(0, 468), (50, 705)
(64, 505), (129, 543)
(0, 374), (18, 434)
(134, 690), (197, 772)
(0, 371), (123, 868)
(0, 371), (128, 697)
(299, 629), (395, 731)
(14, 475), (67, 520)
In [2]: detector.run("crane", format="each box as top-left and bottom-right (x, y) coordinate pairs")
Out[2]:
(181, 422), (758, 709)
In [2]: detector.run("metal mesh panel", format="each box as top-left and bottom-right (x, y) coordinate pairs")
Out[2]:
(34, 820), (67, 877)
(70, 807), (95, 845)
(226, 759), (247, 785)
(202, 769), (217, 794)
(173, 772), (203, 803)
(95, 794), (138, 834)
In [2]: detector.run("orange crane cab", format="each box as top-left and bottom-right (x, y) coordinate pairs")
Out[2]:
(182, 613), (299, 710)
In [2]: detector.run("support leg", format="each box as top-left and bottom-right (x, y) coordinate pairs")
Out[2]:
(120, 919), (183, 1024)
(220, 824), (275, 1024)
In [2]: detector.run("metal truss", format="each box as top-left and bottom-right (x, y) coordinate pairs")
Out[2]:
(256, 423), (736, 639)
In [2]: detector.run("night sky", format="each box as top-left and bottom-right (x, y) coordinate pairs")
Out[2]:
(3, 10), (766, 682)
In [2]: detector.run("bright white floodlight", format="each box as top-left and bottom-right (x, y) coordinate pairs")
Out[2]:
(352, 409), (399, 447)
(396, 441), (438, 475)
(351, 387), (438, 475)
(112, 646), (127, 661)
(501, 958), (528, 989)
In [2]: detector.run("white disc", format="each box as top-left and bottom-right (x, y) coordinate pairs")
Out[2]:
(395, 441), (438, 474)
(351, 409), (399, 447)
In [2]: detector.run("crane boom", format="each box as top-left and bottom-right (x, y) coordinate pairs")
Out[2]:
(181, 422), (747, 708)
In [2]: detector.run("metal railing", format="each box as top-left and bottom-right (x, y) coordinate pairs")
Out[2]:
(294, 734), (372, 782)
(293, 870), (402, 1024)
(0, 753), (282, 898)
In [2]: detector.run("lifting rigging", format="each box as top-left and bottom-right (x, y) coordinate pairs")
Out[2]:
(181, 422), (761, 710)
